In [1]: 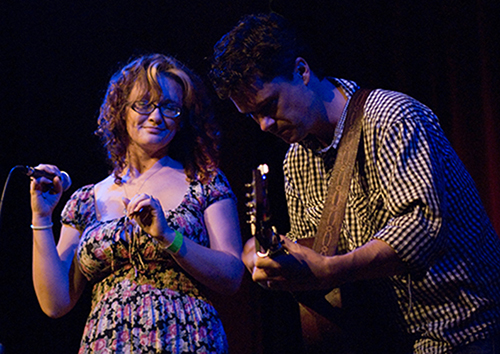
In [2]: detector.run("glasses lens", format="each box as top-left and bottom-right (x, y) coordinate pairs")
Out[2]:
(132, 101), (154, 114)
(160, 104), (181, 118)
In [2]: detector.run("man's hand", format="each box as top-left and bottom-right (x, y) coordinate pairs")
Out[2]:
(242, 236), (340, 292)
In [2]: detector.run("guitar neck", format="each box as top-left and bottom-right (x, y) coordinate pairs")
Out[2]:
(248, 164), (284, 257)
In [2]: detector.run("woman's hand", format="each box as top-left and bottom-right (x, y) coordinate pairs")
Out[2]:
(30, 164), (64, 219)
(122, 193), (175, 245)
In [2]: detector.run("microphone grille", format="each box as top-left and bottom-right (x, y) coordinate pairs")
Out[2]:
(60, 171), (72, 191)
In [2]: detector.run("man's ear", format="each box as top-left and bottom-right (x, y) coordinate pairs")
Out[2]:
(294, 57), (310, 84)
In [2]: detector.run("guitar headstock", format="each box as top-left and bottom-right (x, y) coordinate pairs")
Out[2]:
(246, 164), (282, 256)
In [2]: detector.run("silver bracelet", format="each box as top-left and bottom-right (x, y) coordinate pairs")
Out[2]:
(31, 223), (53, 230)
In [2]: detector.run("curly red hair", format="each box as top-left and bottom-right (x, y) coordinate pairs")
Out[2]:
(96, 54), (220, 184)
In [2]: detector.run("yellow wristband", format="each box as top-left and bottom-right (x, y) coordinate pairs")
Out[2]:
(167, 230), (183, 254)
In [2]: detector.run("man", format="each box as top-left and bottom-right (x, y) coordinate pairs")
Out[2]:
(210, 13), (500, 354)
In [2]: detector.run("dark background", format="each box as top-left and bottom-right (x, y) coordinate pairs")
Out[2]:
(1, 1), (499, 353)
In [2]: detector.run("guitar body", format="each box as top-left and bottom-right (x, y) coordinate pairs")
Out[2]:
(298, 303), (352, 354)
(295, 238), (355, 354)
(248, 168), (354, 353)
(293, 241), (404, 354)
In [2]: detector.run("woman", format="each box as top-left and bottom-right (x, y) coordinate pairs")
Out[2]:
(30, 54), (244, 353)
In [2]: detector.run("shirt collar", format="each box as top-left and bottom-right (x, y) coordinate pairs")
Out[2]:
(299, 78), (360, 155)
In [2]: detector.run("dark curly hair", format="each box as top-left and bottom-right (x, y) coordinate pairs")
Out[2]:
(96, 54), (220, 184)
(209, 13), (324, 100)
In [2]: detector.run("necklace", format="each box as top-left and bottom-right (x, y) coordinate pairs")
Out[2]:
(122, 163), (163, 213)
(122, 165), (163, 277)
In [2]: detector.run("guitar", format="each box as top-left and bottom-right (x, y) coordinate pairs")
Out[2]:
(246, 164), (284, 257)
(247, 165), (351, 353)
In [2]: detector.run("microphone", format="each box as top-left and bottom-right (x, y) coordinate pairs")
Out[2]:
(21, 166), (72, 191)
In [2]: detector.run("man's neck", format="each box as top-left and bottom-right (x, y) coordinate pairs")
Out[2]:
(313, 79), (348, 147)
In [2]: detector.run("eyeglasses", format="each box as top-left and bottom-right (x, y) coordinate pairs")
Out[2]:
(130, 101), (182, 119)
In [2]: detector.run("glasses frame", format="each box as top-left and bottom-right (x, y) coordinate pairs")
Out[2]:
(130, 101), (182, 119)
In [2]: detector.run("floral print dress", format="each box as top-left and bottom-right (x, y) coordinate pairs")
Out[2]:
(61, 171), (235, 354)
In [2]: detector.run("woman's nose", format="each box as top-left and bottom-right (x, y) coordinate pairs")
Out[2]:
(148, 107), (164, 123)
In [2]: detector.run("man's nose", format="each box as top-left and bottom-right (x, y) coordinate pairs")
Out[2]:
(257, 116), (276, 132)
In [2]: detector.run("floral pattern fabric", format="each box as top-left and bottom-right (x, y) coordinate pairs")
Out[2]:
(61, 171), (235, 353)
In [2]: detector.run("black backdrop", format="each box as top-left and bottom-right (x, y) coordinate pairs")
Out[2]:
(1, 1), (499, 353)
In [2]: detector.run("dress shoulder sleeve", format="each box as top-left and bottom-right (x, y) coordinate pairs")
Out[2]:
(203, 170), (236, 207)
(60, 184), (96, 231)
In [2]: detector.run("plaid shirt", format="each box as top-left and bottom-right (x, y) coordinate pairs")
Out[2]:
(283, 78), (500, 353)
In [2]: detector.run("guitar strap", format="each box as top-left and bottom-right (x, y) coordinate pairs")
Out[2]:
(312, 88), (372, 256)
(295, 89), (372, 352)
